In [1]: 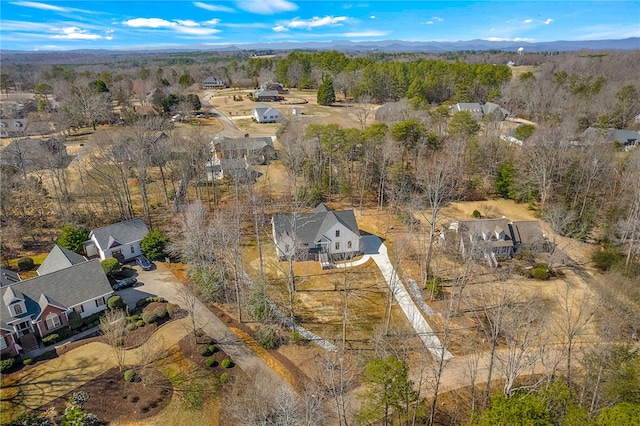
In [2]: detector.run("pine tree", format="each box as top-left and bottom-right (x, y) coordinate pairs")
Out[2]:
(317, 75), (336, 106)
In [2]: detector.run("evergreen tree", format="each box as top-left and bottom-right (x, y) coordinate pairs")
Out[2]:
(317, 75), (336, 106)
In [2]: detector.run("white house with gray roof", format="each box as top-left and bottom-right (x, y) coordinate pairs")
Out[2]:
(253, 104), (282, 123)
(272, 203), (362, 261)
(1, 259), (112, 357)
(84, 218), (149, 262)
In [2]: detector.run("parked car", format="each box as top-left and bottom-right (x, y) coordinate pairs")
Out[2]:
(196, 113), (205, 118)
(113, 276), (137, 290)
(171, 114), (182, 122)
(136, 255), (152, 271)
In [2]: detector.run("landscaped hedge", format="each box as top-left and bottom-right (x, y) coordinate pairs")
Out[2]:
(206, 358), (216, 367)
(0, 358), (15, 373)
(42, 333), (60, 345)
(221, 359), (232, 368)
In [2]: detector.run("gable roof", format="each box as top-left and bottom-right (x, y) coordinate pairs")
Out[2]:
(203, 76), (224, 85)
(253, 104), (281, 118)
(272, 203), (360, 245)
(0, 268), (21, 288)
(89, 218), (149, 251)
(581, 127), (640, 144)
(1, 259), (112, 329)
(213, 135), (274, 152)
(509, 221), (548, 246)
(38, 245), (87, 276)
(0, 138), (74, 172)
(253, 88), (280, 98)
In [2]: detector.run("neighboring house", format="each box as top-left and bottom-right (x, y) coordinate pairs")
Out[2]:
(252, 88), (282, 102)
(451, 102), (511, 121)
(264, 82), (289, 94)
(84, 218), (149, 262)
(133, 106), (159, 118)
(0, 138), (74, 173)
(580, 127), (640, 149)
(212, 135), (275, 165)
(272, 203), (362, 262)
(442, 218), (515, 262)
(37, 245), (87, 276)
(0, 119), (27, 138)
(252, 104), (282, 123)
(374, 99), (410, 122)
(203, 77), (225, 89)
(509, 221), (551, 253)
(1, 259), (112, 357)
(0, 268), (21, 287)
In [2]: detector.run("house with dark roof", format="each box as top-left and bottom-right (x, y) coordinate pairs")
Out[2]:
(272, 203), (362, 261)
(508, 221), (551, 253)
(202, 76), (226, 89)
(0, 138), (74, 173)
(252, 88), (282, 102)
(84, 218), (149, 262)
(580, 127), (640, 149)
(1, 259), (113, 357)
(252, 104), (282, 123)
(451, 102), (511, 121)
(264, 82), (289, 94)
(37, 245), (87, 276)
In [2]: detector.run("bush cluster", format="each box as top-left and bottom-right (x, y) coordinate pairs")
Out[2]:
(197, 345), (210, 356)
(42, 333), (60, 345)
(221, 359), (232, 369)
(425, 276), (442, 299)
(17, 257), (34, 271)
(532, 263), (550, 280)
(125, 323), (137, 332)
(23, 358), (33, 366)
(166, 303), (178, 318)
(142, 310), (157, 324)
(0, 358), (15, 372)
(135, 296), (166, 309)
(255, 325), (279, 350)
(124, 369), (136, 382)
(220, 372), (230, 383)
(206, 358), (216, 368)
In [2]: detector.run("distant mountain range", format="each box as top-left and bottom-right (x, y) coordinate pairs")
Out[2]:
(1, 37), (638, 63)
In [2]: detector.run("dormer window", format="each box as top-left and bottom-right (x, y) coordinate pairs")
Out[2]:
(13, 304), (23, 315)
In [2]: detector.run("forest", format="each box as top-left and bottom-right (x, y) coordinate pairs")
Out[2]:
(1, 47), (640, 425)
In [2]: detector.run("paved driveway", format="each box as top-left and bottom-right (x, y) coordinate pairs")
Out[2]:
(115, 262), (293, 392)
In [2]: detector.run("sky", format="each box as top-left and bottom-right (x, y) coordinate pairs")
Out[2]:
(0, 1), (638, 51)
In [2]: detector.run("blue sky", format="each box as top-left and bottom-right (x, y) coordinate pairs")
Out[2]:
(1, 1), (638, 50)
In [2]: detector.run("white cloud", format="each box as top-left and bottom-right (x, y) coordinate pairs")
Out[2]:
(273, 24), (287, 32)
(344, 30), (388, 37)
(431, 16), (444, 22)
(122, 17), (220, 35)
(193, 2), (235, 12)
(544, 18), (554, 25)
(484, 37), (533, 42)
(370, 15), (375, 19)
(176, 20), (200, 27)
(123, 18), (175, 28)
(51, 27), (102, 40)
(523, 19), (533, 24)
(286, 16), (348, 30)
(236, 0), (298, 15)
(11, 1), (68, 12)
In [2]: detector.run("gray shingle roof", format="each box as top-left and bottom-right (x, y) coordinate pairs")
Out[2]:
(1, 259), (112, 329)
(38, 245), (87, 276)
(0, 268), (20, 287)
(89, 218), (149, 251)
(272, 203), (360, 245)
(214, 136), (274, 152)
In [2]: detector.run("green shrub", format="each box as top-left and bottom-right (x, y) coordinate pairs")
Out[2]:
(107, 295), (126, 310)
(208, 344), (217, 354)
(592, 246), (623, 271)
(68, 311), (83, 330)
(220, 372), (230, 383)
(142, 310), (157, 324)
(126, 323), (137, 332)
(23, 358), (33, 366)
(206, 358), (216, 368)
(221, 359), (231, 368)
(101, 258), (121, 275)
(255, 325), (279, 350)
(197, 345), (210, 356)
(17, 257), (34, 271)
(136, 320), (144, 328)
(472, 209), (482, 218)
(152, 305), (167, 319)
(166, 303), (178, 318)
(532, 263), (550, 280)
(42, 333), (60, 345)
(0, 358), (15, 372)
(425, 276), (442, 299)
(124, 369), (136, 382)
(118, 266), (135, 278)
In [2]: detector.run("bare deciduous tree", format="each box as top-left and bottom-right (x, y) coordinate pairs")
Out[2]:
(99, 308), (128, 371)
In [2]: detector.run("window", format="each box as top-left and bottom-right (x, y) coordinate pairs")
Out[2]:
(0, 336), (6, 350)
(45, 313), (61, 330)
(95, 297), (105, 307)
(130, 246), (135, 254)
(335, 230), (340, 237)
(13, 304), (23, 315)
(74, 305), (84, 314)
(348, 241), (352, 249)
(335, 242), (340, 250)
